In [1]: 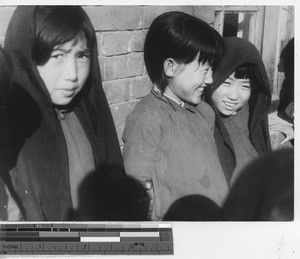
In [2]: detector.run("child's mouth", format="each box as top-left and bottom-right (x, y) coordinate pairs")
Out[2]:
(224, 101), (238, 108)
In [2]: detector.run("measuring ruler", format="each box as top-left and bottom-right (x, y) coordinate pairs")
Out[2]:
(0, 222), (173, 255)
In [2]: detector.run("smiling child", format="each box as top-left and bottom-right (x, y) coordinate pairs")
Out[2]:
(205, 37), (272, 186)
(122, 12), (229, 220)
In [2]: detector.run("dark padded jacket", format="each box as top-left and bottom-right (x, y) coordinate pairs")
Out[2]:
(205, 37), (272, 186)
(4, 6), (125, 221)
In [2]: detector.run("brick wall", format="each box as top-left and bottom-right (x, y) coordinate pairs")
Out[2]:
(84, 5), (208, 146)
(0, 5), (212, 147)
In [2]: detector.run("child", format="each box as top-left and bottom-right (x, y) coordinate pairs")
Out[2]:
(278, 38), (294, 123)
(0, 47), (23, 221)
(4, 6), (124, 221)
(205, 37), (272, 186)
(268, 37), (294, 149)
(122, 11), (229, 220)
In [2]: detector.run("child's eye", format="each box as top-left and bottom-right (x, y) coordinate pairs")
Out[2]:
(51, 54), (64, 60)
(242, 84), (251, 89)
(78, 53), (90, 62)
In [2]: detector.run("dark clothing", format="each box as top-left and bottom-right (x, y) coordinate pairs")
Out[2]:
(58, 110), (96, 211)
(278, 38), (294, 123)
(221, 104), (259, 184)
(123, 89), (228, 220)
(0, 90), (9, 220)
(0, 47), (13, 220)
(205, 37), (272, 186)
(4, 6), (125, 221)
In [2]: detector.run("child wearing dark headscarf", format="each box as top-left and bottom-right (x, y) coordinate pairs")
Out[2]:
(0, 47), (23, 221)
(4, 6), (125, 221)
(205, 37), (272, 186)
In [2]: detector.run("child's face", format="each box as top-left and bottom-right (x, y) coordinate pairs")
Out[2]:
(212, 72), (251, 116)
(168, 56), (213, 105)
(37, 35), (91, 106)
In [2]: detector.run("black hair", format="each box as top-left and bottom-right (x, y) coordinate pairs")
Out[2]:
(233, 63), (260, 93)
(144, 11), (224, 92)
(233, 63), (254, 80)
(282, 37), (294, 84)
(33, 6), (95, 66)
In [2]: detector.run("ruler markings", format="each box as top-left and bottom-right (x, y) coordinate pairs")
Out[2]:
(79, 231), (119, 237)
(0, 223), (173, 255)
(120, 236), (160, 242)
(39, 232), (78, 237)
(80, 237), (120, 242)
(120, 231), (159, 237)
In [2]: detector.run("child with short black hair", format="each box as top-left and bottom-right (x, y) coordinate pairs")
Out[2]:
(123, 11), (229, 221)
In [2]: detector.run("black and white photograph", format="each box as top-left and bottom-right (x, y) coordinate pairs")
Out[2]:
(0, 1), (298, 258)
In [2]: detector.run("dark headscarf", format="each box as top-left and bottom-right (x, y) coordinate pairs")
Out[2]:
(205, 37), (272, 184)
(4, 6), (125, 220)
(0, 47), (13, 220)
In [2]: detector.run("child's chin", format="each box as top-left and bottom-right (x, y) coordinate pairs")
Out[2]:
(190, 97), (201, 104)
(222, 110), (237, 116)
(53, 99), (72, 106)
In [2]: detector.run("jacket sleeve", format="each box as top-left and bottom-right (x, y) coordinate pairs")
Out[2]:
(122, 108), (162, 220)
(196, 101), (216, 131)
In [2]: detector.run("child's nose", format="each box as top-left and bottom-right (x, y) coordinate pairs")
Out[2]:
(227, 86), (238, 100)
(63, 58), (78, 82)
(204, 69), (213, 84)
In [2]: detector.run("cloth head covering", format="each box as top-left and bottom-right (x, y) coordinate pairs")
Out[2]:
(4, 6), (124, 220)
(204, 37), (272, 185)
(206, 37), (271, 119)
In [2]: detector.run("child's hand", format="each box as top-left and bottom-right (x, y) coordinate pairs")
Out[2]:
(268, 112), (294, 146)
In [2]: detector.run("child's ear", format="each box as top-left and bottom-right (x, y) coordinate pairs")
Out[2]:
(164, 58), (179, 77)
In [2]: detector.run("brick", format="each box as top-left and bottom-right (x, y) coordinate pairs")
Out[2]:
(103, 76), (151, 105)
(144, 6), (195, 28)
(130, 76), (152, 99)
(84, 6), (143, 31)
(110, 100), (140, 128)
(97, 31), (132, 56)
(110, 100), (140, 144)
(0, 6), (16, 38)
(97, 31), (131, 56)
(96, 30), (147, 56)
(103, 78), (131, 105)
(99, 53), (144, 81)
(132, 30), (147, 52)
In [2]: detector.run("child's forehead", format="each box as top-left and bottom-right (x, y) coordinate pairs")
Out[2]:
(228, 72), (250, 81)
(53, 34), (89, 51)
